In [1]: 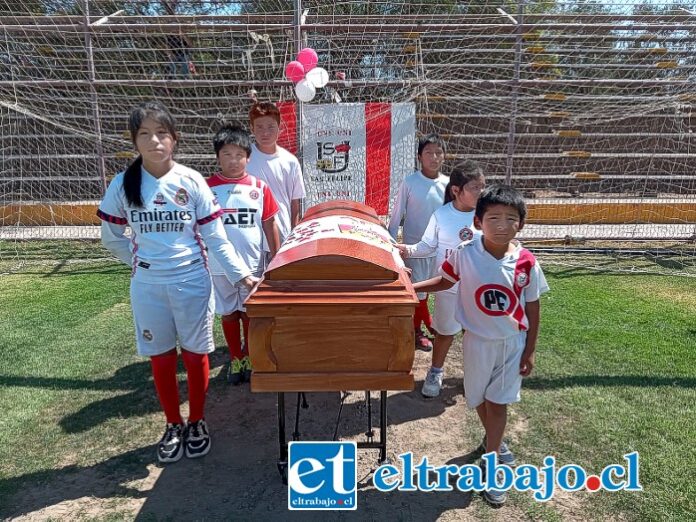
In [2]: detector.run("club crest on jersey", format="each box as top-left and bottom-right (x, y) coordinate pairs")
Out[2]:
(175, 188), (189, 206)
(475, 284), (517, 316)
(153, 193), (167, 206)
(142, 329), (153, 341)
(249, 190), (259, 200)
(459, 227), (474, 241)
(516, 272), (529, 288)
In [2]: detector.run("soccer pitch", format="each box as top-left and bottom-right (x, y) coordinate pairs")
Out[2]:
(0, 257), (694, 520)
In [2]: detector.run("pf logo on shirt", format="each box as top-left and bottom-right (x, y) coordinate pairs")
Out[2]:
(475, 284), (517, 316)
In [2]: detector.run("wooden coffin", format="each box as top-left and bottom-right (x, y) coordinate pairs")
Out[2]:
(245, 201), (418, 392)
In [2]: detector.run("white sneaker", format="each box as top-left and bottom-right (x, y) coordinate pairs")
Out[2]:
(421, 368), (444, 397)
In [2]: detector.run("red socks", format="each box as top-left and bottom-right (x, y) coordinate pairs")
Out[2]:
(413, 305), (422, 330)
(150, 350), (183, 425)
(150, 349), (210, 425)
(420, 298), (433, 332)
(181, 350), (209, 424)
(241, 314), (250, 354)
(222, 312), (243, 360)
(413, 297), (433, 332)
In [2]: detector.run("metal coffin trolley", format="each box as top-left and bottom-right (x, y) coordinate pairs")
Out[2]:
(245, 201), (418, 482)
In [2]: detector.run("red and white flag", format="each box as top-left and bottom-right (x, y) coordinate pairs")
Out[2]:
(279, 102), (416, 216)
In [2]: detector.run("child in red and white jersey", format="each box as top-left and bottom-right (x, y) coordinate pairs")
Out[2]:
(414, 184), (549, 506)
(208, 124), (280, 385)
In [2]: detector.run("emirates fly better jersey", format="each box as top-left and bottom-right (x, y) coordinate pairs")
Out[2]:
(387, 170), (449, 246)
(439, 236), (550, 339)
(98, 163), (251, 283)
(206, 172), (279, 276)
(406, 202), (480, 293)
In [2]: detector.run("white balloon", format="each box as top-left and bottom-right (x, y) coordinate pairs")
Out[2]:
(295, 78), (316, 102)
(306, 67), (329, 88)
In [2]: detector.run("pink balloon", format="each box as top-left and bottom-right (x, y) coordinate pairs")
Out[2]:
(297, 48), (318, 72)
(285, 61), (305, 83)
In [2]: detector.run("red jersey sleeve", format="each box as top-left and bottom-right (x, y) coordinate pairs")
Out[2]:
(261, 183), (280, 221)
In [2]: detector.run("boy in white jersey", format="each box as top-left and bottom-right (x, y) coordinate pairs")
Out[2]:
(397, 161), (485, 398)
(388, 134), (449, 351)
(247, 101), (306, 254)
(208, 124), (280, 385)
(414, 185), (549, 506)
(98, 102), (257, 464)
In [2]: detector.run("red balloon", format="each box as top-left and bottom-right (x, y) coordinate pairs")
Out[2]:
(285, 61), (305, 83)
(297, 48), (318, 72)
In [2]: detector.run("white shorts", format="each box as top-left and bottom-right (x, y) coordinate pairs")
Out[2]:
(130, 273), (215, 357)
(212, 274), (251, 315)
(461, 331), (526, 409)
(432, 290), (462, 336)
(405, 256), (437, 300)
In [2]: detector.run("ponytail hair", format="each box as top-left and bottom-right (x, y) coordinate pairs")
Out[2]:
(444, 160), (484, 205)
(123, 156), (144, 208)
(123, 101), (178, 208)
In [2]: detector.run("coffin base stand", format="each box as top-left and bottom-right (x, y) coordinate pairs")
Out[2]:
(275, 390), (389, 485)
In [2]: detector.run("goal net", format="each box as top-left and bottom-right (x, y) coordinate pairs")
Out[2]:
(1, 1), (695, 275)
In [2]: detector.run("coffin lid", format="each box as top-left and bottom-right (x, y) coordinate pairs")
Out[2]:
(264, 200), (402, 281)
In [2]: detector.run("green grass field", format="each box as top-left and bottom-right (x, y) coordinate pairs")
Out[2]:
(0, 256), (694, 520)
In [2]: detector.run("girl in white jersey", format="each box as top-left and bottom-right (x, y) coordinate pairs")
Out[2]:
(98, 102), (257, 464)
(396, 161), (485, 398)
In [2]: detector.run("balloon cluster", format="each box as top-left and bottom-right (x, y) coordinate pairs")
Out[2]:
(284, 48), (329, 102)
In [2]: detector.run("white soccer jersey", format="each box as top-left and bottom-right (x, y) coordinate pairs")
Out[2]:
(439, 236), (550, 339)
(406, 202), (480, 292)
(247, 144), (306, 248)
(207, 172), (279, 276)
(98, 163), (251, 283)
(387, 170), (449, 246)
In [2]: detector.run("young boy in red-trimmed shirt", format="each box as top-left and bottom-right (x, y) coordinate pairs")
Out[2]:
(414, 185), (549, 506)
(207, 124), (280, 384)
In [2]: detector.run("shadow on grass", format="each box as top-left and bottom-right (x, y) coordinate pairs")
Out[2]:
(1, 360), (478, 520)
(41, 262), (128, 278)
(1, 362), (173, 434)
(133, 366), (477, 521)
(0, 349), (465, 436)
(0, 361), (152, 393)
(0, 446), (152, 519)
(4, 347), (692, 440)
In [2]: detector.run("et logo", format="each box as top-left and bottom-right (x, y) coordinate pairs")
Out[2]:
(475, 284), (518, 316)
(288, 441), (357, 510)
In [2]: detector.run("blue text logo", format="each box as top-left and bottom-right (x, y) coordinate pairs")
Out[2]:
(373, 451), (642, 501)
